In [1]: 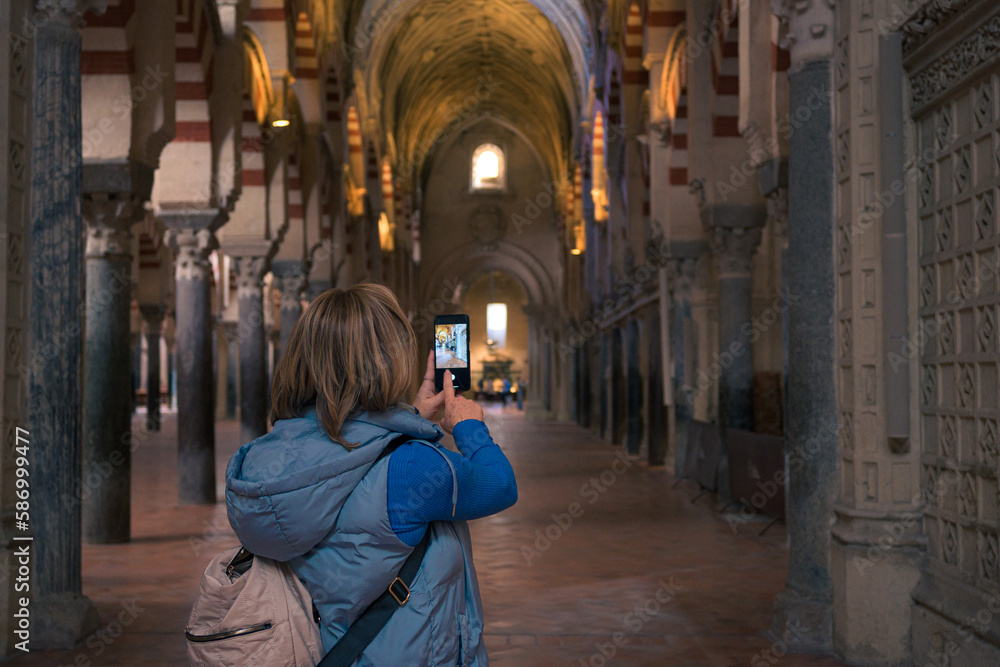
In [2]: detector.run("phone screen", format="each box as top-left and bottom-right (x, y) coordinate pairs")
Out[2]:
(435, 322), (469, 370)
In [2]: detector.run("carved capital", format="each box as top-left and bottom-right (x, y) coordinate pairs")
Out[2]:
(83, 191), (142, 259)
(711, 226), (763, 278)
(166, 228), (215, 282)
(35, 0), (108, 27)
(771, 0), (835, 68)
(276, 273), (307, 312)
(140, 304), (166, 334)
(232, 255), (269, 300)
(666, 256), (701, 299)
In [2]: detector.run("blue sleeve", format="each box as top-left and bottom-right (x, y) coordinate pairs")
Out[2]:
(386, 419), (518, 547)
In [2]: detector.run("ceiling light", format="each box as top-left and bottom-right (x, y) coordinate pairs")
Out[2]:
(272, 119), (290, 128)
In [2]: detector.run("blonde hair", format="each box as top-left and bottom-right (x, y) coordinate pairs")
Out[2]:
(269, 282), (417, 449)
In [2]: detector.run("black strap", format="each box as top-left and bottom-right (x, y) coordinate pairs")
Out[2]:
(316, 434), (429, 667)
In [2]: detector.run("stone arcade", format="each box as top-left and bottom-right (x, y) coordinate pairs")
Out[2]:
(1, 0), (999, 663)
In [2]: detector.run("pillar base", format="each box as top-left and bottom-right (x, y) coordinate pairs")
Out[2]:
(771, 587), (832, 655)
(32, 593), (101, 649)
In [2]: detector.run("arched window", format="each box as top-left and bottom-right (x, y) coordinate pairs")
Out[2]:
(471, 143), (505, 191)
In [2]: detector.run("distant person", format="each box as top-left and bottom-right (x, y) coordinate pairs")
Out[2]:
(516, 374), (526, 410)
(226, 283), (517, 664)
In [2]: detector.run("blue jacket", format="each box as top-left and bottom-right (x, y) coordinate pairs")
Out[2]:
(226, 404), (489, 666)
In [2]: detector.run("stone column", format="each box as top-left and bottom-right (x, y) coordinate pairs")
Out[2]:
(646, 310), (667, 466)
(272, 261), (307, 361)
(28, 0), (102, 646)
(221, 320), (238, 419)
(140, 305), (166, 431)
(165, 226), (217, 504)
(771, 0), (837, 652)
(625, 318), (644, 455)
(82, 191), (140, 544)
(710, 224), (763, 432)
(232, 255), (270, 444)
(666, 247), (703, 475)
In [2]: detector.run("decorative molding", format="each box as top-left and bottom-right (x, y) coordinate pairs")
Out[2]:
(898, 0), (977, 55)
(470, 205), (505, 249)
(667, 256), (702, 298)
(908, 11), (1000, 111)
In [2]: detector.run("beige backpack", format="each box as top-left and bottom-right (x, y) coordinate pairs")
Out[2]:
(185, 545), (324, 666)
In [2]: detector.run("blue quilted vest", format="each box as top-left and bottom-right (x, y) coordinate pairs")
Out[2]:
(226, 404), (488, 666)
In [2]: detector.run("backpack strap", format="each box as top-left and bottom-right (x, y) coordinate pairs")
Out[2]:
(317, 432), (431, 667)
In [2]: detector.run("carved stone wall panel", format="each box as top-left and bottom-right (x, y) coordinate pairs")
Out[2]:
(914, 13), (1000, 631)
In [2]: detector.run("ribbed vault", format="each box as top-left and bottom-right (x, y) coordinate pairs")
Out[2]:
(346, 0), (591, 182)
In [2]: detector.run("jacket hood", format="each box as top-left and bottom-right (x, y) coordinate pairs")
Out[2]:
(225, 404), (444, 561)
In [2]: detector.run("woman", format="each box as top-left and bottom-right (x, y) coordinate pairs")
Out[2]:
(225, 283), (517, 665)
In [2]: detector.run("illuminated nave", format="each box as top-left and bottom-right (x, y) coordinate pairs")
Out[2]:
(0, 0), (997, 664)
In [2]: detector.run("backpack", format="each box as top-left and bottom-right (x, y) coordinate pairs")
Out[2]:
(185, 545), (324, 666)
(185, 434), (420, 667)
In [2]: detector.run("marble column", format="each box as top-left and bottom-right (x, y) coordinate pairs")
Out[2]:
(141, 306), (166, 431)
(610, 326), (625, 443)
(221, 321), (238, 419)
(646, 310), (667, 466)
(710, 224), (763, 432)
(82, 192), (140, 544)
(28, 0), (101, 647)
(233, 255), (269, 444)
(771, 0), (837, 652)
(599, 332), (610, 438)
(272, 262), (306, 362)
(625, 318), (644, 455)
(165, 226), (217, 504)
(578, 342), (592, 428)
(667, 248), (703, 476)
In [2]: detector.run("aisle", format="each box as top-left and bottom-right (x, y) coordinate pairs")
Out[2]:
(18, 408), (844, 666)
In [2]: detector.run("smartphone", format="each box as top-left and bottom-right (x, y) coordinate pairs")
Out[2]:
(434, 314), (472, 392)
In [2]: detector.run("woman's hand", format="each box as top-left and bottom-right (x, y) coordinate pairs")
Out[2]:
(440, 371), (484, 434)
(413, 350), (445, 421)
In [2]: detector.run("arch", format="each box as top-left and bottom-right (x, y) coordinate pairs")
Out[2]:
(243, 28), (277, 126)
(420, 240), (558, 309)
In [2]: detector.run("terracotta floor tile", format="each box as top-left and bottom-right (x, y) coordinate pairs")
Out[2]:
(17, 407), (848, 665)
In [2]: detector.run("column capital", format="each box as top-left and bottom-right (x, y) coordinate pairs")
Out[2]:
(139, 304), (166, 331)
(231, 255), (269, 299)
(711, 225), (763, 279)
(666, 256), (703, 298)
(83, 191), (142, 259)
(276, 273), (307, 312)
(35, 0), (108, 27)
(771, 0), (835, 69)
(166, 228), (215, 282)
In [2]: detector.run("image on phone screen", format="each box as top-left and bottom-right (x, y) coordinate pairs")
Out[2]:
(435, 323), (469, 369)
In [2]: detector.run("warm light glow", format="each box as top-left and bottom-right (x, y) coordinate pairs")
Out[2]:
(271, 118), (290, 128)
(472, 144), (505, 190)
(478, 150), (499, 178)
(487, 302), (507, 349)
(571, 248), (582, 255)
(378, 212), (395, 253)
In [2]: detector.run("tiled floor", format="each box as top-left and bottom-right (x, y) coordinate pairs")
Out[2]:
(19, 407), (846, 666)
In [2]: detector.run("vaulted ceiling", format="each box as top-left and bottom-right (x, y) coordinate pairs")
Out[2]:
(334, 0), (595, 183)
